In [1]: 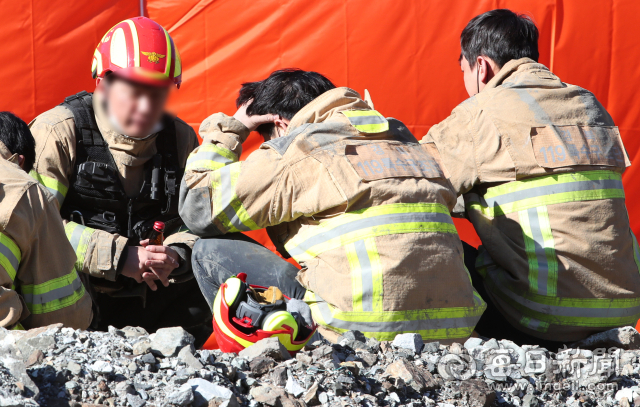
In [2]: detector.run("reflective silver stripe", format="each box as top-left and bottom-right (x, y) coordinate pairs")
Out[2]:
(0, 243), (20, 276)
(21, 275), (83, 305)
(526, 207), (549, 296)
(219, 166), (251, 232)
(68, 224), (88, 251)
(347, 115), (387, 126)
(286, 212), (453, 258)
(483, 179), (623, 207)
(524, 317), (544, 331)
(315, 300), (479, 332)
(45, 187), (65, 207)
(354, 240), (374, 312)
(487, 270), (640, 318)
(186, 150), (233, 166)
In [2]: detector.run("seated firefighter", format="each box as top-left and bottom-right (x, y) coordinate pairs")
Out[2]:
(180, 69), (487, 346)
(422, 9), (640, 347)
(0, 112), (91, 330)
(28, 17), (210, 341)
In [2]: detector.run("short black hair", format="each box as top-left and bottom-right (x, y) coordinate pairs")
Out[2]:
(460, 9), (539, 69)
(236, 69), (336, 138)
(0, 112), (35, 172)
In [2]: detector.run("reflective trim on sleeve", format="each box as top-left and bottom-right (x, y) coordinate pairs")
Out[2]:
(186, 143), (237, 171)
(285, 203), (456, 263)
(21, 269), (86, 314)
(467, 171), (625, 217)
(341, 110), (390, 133)
(304, 291), (485, 342)
(29, 171), (68, 207)
(0, 232), (21, 282)
(64, 222), (97, 273)
(485, 269), (640, 328)
(211, 162), (260, 233)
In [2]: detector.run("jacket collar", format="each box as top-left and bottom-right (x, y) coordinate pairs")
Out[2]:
(285, 87), (372, 135)
(0, 141), (19, 165)
(483, 57), (548, 91)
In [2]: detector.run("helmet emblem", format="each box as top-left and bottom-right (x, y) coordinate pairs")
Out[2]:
(141, 51), (166, 64)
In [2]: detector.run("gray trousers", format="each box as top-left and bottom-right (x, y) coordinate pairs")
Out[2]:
(191, 233), (307, 309)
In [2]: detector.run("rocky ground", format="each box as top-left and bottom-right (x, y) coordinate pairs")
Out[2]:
(2, 324), (640, 407)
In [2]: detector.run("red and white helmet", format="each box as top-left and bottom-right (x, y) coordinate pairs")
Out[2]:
(91, 17), (182, 88)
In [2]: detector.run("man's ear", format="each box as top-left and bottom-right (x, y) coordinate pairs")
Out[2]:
(477, 56), (497, 85)
(17, 155), (25, 170)
(273, 116), (290, 137)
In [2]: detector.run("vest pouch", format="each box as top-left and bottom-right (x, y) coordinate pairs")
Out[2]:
(74, 161), (126, 199)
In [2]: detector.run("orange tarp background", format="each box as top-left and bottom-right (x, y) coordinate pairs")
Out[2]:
(1, 0), (639, 253)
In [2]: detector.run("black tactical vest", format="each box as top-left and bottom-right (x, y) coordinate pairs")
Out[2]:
(59, 91), (185, 243)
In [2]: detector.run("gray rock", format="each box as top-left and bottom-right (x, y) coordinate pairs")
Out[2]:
(250, 386), (286, 407)
(250, 357), (276, 376)
(150, 327), (194, 357)
(423, 341), (440, 354)
(166, 386), (194, 406)
(91, 360), (113, 374)
(66, 361), (82, 376)
(458, 379), (495, 407)
(120, 326), (149, 339)
(522, 394), (539, 407)
(385, 359), (439, 392)
(126, 393), (146, 407)
(572, 326), (640, 350)
(285, 376), (305, 397)
(64, 380), (79, 390)
(186, 378), (237, 407)
(464, 337), (484, 351)
(178, 346), (204, 370)
(231, 357), (249, 371)
(133, 339), (152, 356)
(393, 333), (424, 354)
(303, 382), (320, 406)
(318, 392), (329, 404)
(238, 337), (291, 361)
(140, 353), (156, 365)
(271, 366), (288, 387)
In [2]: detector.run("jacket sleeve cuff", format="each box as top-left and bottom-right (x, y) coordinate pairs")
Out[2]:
(167, 243), (192, 276)
(199, 113), (251, 156)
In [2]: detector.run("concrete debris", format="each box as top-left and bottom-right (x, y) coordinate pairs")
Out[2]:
(0, 326), (638, 405)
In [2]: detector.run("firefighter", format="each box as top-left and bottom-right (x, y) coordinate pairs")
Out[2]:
(180, 69), (486, 344)
(422, 9), (640, 347)
(0, 112), (91, 330)
(29, 17), (210, 340)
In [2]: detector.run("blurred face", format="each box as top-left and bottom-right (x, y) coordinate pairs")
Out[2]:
(102, 77), (170, 138)
(460, 56), (478, 97)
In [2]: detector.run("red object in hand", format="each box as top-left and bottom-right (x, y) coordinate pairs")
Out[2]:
(148, 221), (165, 245)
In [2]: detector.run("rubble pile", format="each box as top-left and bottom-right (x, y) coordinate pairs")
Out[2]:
(2, 324), (640, 407)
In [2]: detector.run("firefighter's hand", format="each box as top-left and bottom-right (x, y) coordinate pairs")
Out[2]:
(233, 101), (279, 132)
(121, 245), (178, 291)
(139, 240), (180, 289)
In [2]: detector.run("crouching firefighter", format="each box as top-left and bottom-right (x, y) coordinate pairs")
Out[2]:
(29, 17), (211, 341)
(180, 69), (487, 344)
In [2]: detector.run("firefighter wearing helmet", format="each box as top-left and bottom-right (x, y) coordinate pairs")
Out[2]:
(28, 17), (211, 343)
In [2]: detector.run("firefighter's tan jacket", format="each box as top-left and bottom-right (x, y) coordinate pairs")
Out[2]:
(29, 91), (200, 282)
(423, 58), (640, 342)
(0, 141), (91, 329)
(180, 87), (486, 343)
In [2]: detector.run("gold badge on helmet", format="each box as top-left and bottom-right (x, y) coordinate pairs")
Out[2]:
(141, 51), (166, 64)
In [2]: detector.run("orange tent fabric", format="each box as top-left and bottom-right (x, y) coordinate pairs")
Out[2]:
(1, 0), (639, 253)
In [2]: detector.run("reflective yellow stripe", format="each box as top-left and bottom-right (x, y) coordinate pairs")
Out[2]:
(64, 222), (96, 273)
(467, 170), (625, 216)
(163, 28), (172, 77)
(486, 269), (640, 328)
(0, 232), (21, 282)
(124, 19), (140, 68)
(341, 110), (389, 133)
(213, 288), (254, 348)
(211, 162), (260, 233)
(285, 203), (456, 263)
(304, 291), (485, 341)
(21, 268), (86, 314)
(29, 171), (68, 207)
(11, 323), (25, 331)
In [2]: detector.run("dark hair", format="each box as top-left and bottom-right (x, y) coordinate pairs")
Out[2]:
(460, 9), (539, 69)
(0, 112), (35, 172)
(236, 68), (336, 138)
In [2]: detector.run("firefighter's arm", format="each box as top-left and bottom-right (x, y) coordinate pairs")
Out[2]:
(420, 105), (479, 196)
(5, 184), (92, 330)
(30, 111), (129, 281)
(0, 246), (26, 329)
